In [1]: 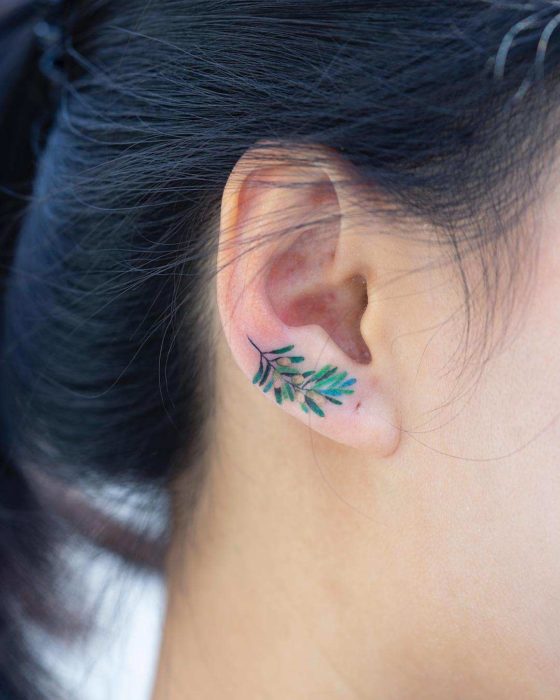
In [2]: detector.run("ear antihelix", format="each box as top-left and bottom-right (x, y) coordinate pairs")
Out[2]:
(248, 336), (357, 418)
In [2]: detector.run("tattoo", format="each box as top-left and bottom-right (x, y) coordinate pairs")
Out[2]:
(248, 336), (357, 418)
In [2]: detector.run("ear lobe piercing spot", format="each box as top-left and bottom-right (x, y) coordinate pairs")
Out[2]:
(248, 336), (357, 418)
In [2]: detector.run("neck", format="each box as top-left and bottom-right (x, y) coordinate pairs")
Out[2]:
(152, 451), (390, 700)
(150, 338), (511, 700)
(151, 341), (397, 700)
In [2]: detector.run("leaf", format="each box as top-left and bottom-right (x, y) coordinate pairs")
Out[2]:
(288, 356), (305, 363)
(263, 379), (274, 393)
(323, 371), (348, 387)
(302, 370), (315, 378)
(340, 378), (356, 388)
(309, 364), (335, 383)
(321, 388), (343, 396)
(274, 387), (283, 404)
(270, 344), (294, 355)
(259, 363), (271, 386)
(305, 396), (325, 418)
(286, 384), (295, 401)
(313, 368), (341, 388)
(323, 395), (342, 405)
(252, 360), (264, 384)
(339, 388), (355, 395)
(315, 371), (347, 388)
(278, 366), (300, 375)
(281, 384), (289, 400)
(300, 403), (309, 413)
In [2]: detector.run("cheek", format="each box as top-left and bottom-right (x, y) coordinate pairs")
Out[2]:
(386, 279), (560, 695)
(365, 192), (560, 696)
(374, 461), (560, 696)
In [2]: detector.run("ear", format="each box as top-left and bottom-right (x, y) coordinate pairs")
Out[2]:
(216, 145), (401, 454)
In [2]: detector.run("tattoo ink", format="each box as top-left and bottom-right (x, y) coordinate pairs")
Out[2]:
(248, 336), (357, 418)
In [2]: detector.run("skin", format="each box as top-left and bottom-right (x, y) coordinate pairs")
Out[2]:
(152, 147), (560, 700)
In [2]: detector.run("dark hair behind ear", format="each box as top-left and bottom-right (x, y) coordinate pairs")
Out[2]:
(0, 4), (63, 699)
(0, 1), (42, 205)
(0, 0), (54, 287)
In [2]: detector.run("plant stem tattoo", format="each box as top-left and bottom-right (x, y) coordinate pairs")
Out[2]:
(248, 336), (357, 418)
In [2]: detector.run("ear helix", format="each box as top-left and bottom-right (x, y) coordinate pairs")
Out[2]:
(248, 336), (357, 418)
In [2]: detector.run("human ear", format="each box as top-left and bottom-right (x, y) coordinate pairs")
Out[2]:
(216, 145), (401, 454)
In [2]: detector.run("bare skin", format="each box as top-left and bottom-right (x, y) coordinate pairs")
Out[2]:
(153, 149), (560, 700)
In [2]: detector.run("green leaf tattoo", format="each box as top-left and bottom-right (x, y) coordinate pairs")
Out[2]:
(247, 336), (357, 418)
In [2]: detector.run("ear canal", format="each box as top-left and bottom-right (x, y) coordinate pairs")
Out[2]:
(266, 270), (371, 365)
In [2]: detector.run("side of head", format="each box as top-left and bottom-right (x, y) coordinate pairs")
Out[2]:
(2, 2), (560, 699)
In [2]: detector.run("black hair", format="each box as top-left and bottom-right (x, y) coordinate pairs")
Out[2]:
(2, 1), (560, 697)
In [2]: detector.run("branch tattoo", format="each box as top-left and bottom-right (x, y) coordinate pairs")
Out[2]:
(248, 337), (357, 418)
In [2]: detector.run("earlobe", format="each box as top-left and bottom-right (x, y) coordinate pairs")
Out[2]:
(216, 145), (401, 455)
